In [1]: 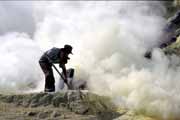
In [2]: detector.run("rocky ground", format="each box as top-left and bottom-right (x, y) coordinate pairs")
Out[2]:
(0, 91), (158, 120)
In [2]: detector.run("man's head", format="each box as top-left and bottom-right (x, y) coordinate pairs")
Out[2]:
(60, 44), (73, 64)
(63, 44), (73, 55)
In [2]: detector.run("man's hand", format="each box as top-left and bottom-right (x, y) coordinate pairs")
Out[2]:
(64, 78), (68, 84)
(144, 51), (152, 59)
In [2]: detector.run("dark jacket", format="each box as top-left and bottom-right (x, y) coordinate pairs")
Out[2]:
(39, 47), (64, 64)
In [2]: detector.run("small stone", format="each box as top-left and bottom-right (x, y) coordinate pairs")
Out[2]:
(52, 93), (68, 107)
(51, 111), (61, 118)
(27, 111), (37, 116)
(4, 96), (14, 103)
(60, 103), (67, 107)
(38, 94), (53, 106)
(38, 112), (49, 119)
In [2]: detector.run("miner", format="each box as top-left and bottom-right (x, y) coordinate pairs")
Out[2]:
(39, 44), (73, 92)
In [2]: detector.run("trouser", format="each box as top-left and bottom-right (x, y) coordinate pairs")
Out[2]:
(39, 61), (55, 91)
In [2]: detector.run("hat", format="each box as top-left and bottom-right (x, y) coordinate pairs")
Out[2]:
(64, 44), (73, 54)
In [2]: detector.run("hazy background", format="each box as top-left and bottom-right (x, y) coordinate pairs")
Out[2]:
(0, 1), (180, 119)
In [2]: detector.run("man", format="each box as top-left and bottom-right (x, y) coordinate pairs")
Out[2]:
(144, 10), (180, 59)
(39, 44), (73, 92)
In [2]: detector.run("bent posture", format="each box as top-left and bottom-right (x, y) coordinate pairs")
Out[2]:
(39, 44), (73, 92)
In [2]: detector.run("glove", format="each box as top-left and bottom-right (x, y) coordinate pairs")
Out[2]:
(64, 78), (68, 84)
(144, 51), (152, 59)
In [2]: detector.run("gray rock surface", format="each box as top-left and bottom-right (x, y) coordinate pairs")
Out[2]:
(0, 91), (157, 120)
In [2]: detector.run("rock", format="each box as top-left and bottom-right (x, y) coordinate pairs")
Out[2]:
(27, 111), (38, 116)
(67, 91), (85, 112)
(13, 95), (24, 106)
(60, 103), (66, 107)
(52, 92), (68, 107)
(67, 91), (83, 102)
(69, 102), (89, 115)
(1, 95), (14, 103)
(76, 107), (89, 115)
(38, 111), (49, 119)
(38, 94), (53, 106)
(51, 111), (61, 118)
(30, 93), (47, 107)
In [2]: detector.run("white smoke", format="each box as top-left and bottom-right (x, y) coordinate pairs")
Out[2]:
(0, 32), (42, 93)
(1, 1), (180, 119)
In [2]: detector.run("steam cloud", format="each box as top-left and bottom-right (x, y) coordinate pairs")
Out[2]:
(0, 1), (180, 119)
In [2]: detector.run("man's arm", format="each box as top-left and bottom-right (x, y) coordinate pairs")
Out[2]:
(59, 50), (68, 82)
(59, 63), (68, 83)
